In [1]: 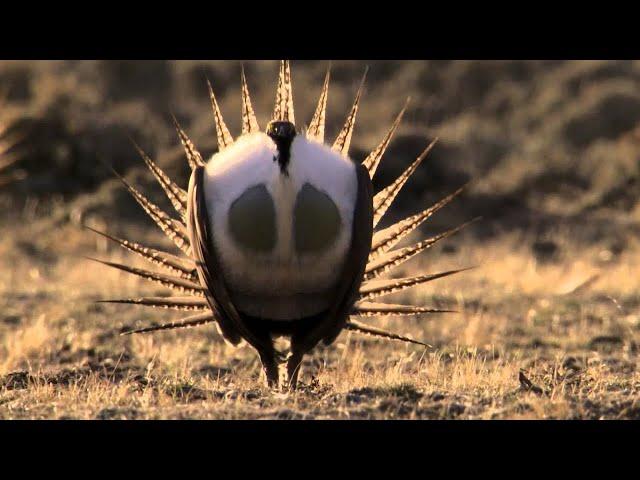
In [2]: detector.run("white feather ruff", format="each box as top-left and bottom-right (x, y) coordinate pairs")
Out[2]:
(203, 132), (358, 320)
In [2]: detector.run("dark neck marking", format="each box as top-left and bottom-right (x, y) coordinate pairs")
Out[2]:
(266, 121), (296, 175)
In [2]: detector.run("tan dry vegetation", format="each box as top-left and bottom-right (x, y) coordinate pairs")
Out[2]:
(1, 219), (639, 419)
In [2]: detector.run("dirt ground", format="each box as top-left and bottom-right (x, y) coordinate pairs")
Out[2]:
(1, 60), (639, 419)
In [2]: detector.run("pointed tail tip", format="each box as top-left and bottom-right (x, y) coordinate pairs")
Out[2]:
(83, 256), (120, 268)
(353, 67), (368, 98)
(457, 177), (478, 194)
(83, 255), (109, 268)
(119, 324), (152, 336)
(124, 132), (143, 153)
(437, 265), (478, 276)
(458, 265), (480, 274)
(452, 216), (482, 233)
(418, 137), (439, 159)
(394, 97), (411, 119)
(346, 321), (433, 348)
(94, 155), (119, 177)
(206, 77), (219, 103)
(96, 299), (130, 305)
(170, 112), (181, 129)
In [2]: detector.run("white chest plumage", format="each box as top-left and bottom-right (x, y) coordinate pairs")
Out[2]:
(203, 132), (358, 320)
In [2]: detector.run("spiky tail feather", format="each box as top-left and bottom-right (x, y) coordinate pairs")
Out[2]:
(120, 312), (216, 335)
(0, 97), (23, 185)
(108, 167), (191, 256)
(207, 79), (234, 150)
(171, 115), (205, 170)
(362, 97), (410, 179)
(85, 226), (197, 281)
(365, 218), (479, 281)
(86, 257), (205, 296)
(369, 184), (469, 260)
(98, 296), (209, 312)
(332, 69), (367, 155)
(131, 140), (187, 219)
(359, 267), (474, 301)
(352, 302), (455, 317)
(307, 68), (330, 142)
(345, 319), (431, 347)
(241, 66), (260, 134)
(372, 138), (438, 227)
(273, 60), (295, 124)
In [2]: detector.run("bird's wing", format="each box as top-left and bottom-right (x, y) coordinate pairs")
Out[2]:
(186, 166), (272, 351)
(298, 162), (374, 351)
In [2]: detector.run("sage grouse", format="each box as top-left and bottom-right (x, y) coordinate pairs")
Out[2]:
(90, 61), (471, 389)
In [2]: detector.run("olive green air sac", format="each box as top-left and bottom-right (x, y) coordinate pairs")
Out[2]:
(228, 184), (277, 252)
(294, 183), (341, 254)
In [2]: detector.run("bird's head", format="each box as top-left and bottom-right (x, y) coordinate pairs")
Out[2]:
(266, 120), (297, 176)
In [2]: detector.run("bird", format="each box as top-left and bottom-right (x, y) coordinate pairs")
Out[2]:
(90, 61), (472, 390)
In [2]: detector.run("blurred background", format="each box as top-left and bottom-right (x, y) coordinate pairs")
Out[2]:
(2, 60), (640, 254)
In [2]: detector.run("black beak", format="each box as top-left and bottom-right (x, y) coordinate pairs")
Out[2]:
(267, 121), (296, 175)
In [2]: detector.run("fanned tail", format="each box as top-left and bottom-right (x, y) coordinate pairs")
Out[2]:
(93, 60), (476, 353)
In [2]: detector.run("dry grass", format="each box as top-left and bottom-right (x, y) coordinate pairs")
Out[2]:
(2, 219), (638, 419)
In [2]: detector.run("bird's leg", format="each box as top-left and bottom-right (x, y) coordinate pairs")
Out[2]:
(257, 349), (279, 389)
(284, 345), (305, 391)
(265, 335), (298, 391)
